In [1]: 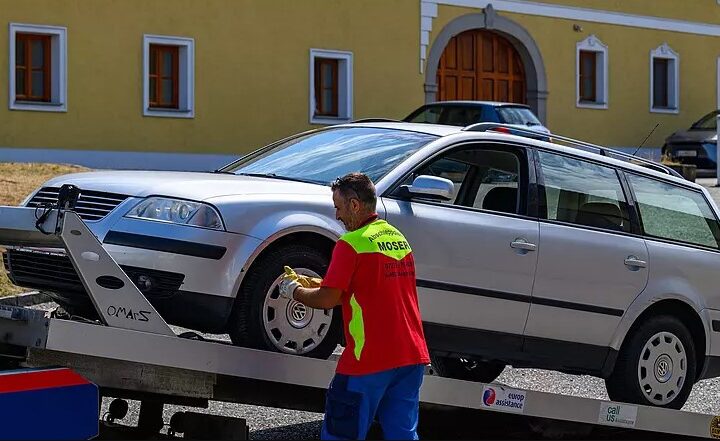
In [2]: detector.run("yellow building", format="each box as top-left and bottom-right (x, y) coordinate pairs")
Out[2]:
(1, 0), (720, 169)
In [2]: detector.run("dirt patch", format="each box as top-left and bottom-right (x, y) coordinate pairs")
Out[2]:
(0, 162), (89, 296)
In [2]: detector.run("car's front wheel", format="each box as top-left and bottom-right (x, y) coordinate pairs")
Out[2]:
(605, 315), (696, 409)
(229, 244), (342, 359)
(431, 355), (506, 383)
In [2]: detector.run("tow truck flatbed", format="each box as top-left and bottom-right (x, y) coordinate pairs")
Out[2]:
(0, 190), (718, 439)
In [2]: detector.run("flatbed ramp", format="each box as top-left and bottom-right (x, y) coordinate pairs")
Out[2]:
(0, 194), (718, 439)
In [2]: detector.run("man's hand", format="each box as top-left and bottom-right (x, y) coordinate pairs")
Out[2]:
(283, 266), (322, 288)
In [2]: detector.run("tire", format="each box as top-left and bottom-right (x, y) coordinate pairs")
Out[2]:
(229, 244), (342, 359)
(605, 315), (696, 409)
(431, 354), (506, 383)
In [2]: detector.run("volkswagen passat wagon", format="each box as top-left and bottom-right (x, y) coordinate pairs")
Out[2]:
(6, 122), (720, 409)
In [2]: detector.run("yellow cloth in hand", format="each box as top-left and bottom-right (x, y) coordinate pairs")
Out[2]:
(283, 266), (322, 288)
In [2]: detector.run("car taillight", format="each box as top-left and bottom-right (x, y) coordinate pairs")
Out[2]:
(492, 127), (511, 134)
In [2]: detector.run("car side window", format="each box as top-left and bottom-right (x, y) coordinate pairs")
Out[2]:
(538, 151), (631, 233)
(627, 174), (720, 249)
(399, 147), (522, 213)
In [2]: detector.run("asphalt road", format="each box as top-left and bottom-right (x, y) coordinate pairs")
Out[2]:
(35, 177), (720, 439)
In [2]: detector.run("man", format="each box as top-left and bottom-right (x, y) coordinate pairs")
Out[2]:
(279, 172), (430, 440)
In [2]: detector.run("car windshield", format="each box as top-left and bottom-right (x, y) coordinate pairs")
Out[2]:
(691, 111), (720, 130)
(497, 106), (542, 126)
(221, 127), (437, 184)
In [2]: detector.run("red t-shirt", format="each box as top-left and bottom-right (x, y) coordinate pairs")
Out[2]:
(322, 218), (430, 375)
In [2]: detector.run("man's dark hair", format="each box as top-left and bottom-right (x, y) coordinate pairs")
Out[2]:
(332, 173), (377, 211)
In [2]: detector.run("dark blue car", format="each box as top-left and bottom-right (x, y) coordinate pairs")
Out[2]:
(662, 110), (719, 177)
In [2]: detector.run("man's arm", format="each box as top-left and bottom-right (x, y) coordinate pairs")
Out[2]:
(293, 286), (343, 310)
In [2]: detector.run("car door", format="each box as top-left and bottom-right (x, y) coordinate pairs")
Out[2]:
(523, 150), (649, 373)
(382, 142), (539, 359)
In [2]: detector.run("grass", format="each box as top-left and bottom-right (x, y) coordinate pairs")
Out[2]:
(0, 162), (89, 297)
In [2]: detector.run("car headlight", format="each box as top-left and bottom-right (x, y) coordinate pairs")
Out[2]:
(125, 197), (225, 230)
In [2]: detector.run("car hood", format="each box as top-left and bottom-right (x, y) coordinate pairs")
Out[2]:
(41, 171), (331, 201)
(666, 129), (716, 144)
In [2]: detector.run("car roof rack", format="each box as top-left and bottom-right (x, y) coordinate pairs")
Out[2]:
(350, 118), (402, 123)
(463, 122), (682, 179)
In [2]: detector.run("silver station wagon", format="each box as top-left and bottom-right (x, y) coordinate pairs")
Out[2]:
(6, 121), (720, 409)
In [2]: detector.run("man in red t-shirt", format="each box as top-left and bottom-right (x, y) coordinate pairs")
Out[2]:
(279, 172), (429, 440)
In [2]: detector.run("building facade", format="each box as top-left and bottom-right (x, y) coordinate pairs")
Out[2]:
(1, 0), (720, 169)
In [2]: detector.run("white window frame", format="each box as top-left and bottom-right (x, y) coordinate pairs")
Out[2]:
(650, 43), (679, 114)
(143, 34), (194, 118)
(8, 23), (67, 112)
(576, 34), (608, 110)
(309, 49), (353, 125)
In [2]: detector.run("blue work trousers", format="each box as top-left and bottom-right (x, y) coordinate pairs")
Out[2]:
(320, 364), (425, 440)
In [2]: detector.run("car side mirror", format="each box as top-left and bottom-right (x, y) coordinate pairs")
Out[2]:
(399, 175), (454, 201)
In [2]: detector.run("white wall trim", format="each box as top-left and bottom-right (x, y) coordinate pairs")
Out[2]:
(435, 0), (720, 36)
(575, 34), (608, 110)
(717, 57), (720, 110)
(649, 43), (679, 114)
(309, 48), (353, 125)
(142, 34), (195, 119)
(420, 0), (439, 73)
(8, 23), (67, 112)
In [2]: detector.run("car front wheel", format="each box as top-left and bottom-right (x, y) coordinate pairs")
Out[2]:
(229, 244), (342, 359)
(605, 315), (696, 409)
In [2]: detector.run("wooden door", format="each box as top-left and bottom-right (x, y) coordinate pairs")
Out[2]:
(437, 30), (526, 103)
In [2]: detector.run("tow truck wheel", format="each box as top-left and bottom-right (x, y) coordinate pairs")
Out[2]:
(229, 244), (342, 359)
(605, 315), (696, 409)
(430, 355), (506, 383)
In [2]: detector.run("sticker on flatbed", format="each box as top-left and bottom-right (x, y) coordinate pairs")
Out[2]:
(710, 415), (720, 438)
(480, 385), (526, 414)
(598, 402), (637, 428)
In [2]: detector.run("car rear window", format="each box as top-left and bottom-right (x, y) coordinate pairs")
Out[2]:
(627, 173), (720, 249)
(405, 106), (483, 126)
(497, 106), (542, 126)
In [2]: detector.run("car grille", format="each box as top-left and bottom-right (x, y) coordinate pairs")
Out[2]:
(26, 187), (130, 221)
(3, 249), (185, 299)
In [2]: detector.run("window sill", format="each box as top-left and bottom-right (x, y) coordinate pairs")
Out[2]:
(576, 101), (608, 110)
(144, 108), (194, 119)
(310, 115), (352, 125)
(650, 107), (679, 114)
(10, 101), (66, 112)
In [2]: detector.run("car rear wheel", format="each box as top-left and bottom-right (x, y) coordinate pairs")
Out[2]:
(605, 315), (696, 409)
(431, 355), (506, 383)
(229, 244), (342, 359)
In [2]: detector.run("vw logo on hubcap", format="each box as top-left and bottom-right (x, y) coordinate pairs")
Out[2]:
(654, 355), (673, 383)
(286, 300), (313, 328)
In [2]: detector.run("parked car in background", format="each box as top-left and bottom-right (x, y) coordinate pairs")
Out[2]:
(662, 110), (719, 177)
(403, 100), (550, 140)
(5, 121), (720, 410)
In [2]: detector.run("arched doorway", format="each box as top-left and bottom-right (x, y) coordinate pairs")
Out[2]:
(424, 9), (548, 122)
(437, 29), (526, 103)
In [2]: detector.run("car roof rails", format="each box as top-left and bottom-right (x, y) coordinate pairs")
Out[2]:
(350, 118), (402, 123)
(463, 122), (682, 179)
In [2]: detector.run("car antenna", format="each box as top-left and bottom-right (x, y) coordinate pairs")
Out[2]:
(631, 123), (660, 157)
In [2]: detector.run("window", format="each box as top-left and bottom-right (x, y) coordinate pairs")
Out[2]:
(650, 43), (679, 113)
(309, 49), (352, 124)
(398, 147), (522, 214)
(627, 174), (720, 249)
(576, 35), (608, 109)
(143, 35), (194, 118)
(314, 58), (338, 117)
(148, 45), (179, 108)
(9, 23), (67, 112)
(538, 151), (631, 232)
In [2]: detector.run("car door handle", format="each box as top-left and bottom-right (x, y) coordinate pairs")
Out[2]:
(510, 239), (537, 251)
(624, 256), (647, 268)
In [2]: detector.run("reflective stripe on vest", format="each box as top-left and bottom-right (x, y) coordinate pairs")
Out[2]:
(339, 220), (411, 361)
(348, 294), (365, 361)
